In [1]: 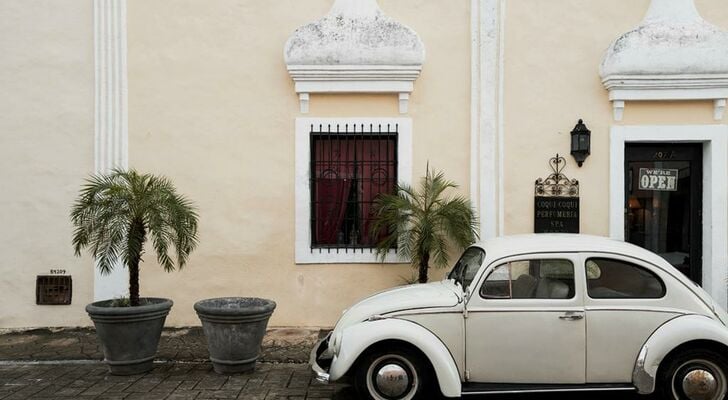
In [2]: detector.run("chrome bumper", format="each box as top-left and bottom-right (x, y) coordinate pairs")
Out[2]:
(310, 332), (332, 384)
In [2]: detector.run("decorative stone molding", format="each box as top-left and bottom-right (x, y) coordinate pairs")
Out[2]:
(94, 0), (129, 301)
(600, 0), (728, 121)
(284, 0), (425, 114)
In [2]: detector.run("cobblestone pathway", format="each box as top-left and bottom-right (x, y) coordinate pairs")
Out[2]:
(0, 363), (354, 400)
(0, 362), (647, 400)
(0, 329), (643, 400)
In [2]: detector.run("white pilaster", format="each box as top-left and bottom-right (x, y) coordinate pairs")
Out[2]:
(472, 0), (504, 240)
(94, 0), (129, 301)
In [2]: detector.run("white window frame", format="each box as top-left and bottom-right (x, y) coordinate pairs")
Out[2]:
(609, 124), (728, 307)
(295, 118), (412, 264)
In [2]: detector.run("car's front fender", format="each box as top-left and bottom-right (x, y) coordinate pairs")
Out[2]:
(330, 317), (461, 398)
(633, 314), (728, 394)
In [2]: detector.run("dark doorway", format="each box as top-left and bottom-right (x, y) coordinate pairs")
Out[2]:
(624, 144), (703, 285)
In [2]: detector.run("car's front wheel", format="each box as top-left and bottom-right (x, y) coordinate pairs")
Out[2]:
(353, 347), (433, 400)
(658, 349), (728, 400)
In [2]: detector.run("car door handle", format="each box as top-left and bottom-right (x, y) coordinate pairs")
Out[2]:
(558, 312), (584, 321)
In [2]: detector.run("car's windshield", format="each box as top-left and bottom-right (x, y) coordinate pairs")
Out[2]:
(448, 247), (485, 290)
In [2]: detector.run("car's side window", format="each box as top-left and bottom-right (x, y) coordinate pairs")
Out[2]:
(585, 258), (666, 299)
(480, 259), (575, 299)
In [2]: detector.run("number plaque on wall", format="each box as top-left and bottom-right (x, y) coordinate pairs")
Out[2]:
(534, 154), (580, 233)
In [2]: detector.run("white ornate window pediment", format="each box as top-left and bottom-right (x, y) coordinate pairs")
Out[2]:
(600, 0), (728, 121)
(284, 0), (425, 114)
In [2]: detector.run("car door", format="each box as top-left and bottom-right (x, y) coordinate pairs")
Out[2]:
(465, 253), (586, 384)
(581, 253), (683, 383)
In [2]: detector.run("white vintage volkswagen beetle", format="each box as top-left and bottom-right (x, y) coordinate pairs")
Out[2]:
(310, 234), (728, 400)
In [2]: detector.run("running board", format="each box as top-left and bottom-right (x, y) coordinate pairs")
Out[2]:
(461, 382), (636, 395)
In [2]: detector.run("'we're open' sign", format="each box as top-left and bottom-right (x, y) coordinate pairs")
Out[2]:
(638, 168), (678, 192)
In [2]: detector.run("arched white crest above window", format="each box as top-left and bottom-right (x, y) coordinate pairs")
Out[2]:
(600, 0), (728, 121)
(284, 0), (425, 114)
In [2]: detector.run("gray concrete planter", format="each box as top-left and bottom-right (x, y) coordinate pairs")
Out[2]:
(194, 297), (276, 374)
(86, 298), (173, 375)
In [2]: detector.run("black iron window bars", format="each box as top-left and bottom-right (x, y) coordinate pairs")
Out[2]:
(310, 123), (398, 253)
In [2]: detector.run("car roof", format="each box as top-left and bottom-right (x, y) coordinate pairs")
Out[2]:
(474, 233), (669, 267)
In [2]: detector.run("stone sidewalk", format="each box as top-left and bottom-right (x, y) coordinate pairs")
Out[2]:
(0, 328), (355, 399)
(0, 362), (354, 400)
(0, 329), (643, 400)
(0, 362), (643, 400)
(0, 328), (320, 364)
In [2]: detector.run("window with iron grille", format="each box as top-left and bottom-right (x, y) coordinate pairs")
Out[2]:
(310, 124), (398, 251)
(36, 275), (72, 305)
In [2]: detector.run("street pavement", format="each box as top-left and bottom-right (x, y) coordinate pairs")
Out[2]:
(0, 328), (646, 399)
(0, 362), (645, 400)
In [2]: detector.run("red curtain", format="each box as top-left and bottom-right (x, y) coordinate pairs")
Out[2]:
(358, 138), (396, 246)
(314, 139), (354, 245)
(313, 135), (396, 246)
(314, 179), (351, 244)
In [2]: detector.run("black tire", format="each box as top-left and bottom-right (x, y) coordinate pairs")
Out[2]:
(353, 347), (434, 400)
(657, 348), (728, 400)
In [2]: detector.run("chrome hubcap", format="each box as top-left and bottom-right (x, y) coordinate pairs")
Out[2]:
(673, 359), (727, 400)
(375, 363), (410, 397)
(366, 354), (418, 400)
(683, 369), (719, 400)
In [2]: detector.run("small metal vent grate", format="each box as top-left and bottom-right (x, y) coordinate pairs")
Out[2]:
(36, 275), (72, 305)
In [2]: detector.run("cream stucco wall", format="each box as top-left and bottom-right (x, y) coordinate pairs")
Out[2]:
(4, 0), (726, 329)
(0, 1), (95, 328)
(127, 0), (472, 327)
(502, 0), (728, 236)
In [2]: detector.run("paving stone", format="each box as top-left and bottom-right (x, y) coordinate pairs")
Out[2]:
(197, 389), (240, 399)
(194, 376), (226, 390)
(176, 380), (202, 391)
(124, 377), (163, 392)
(124, 392), (169, 400)
(91, 393), (129, 400)
(167, 389), (202, 399)
(150, 379), (182, 394)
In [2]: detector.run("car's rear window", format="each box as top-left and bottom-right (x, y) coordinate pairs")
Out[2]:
(586, 258), (666, 299)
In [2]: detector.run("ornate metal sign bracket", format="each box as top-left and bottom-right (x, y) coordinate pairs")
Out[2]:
(535, 154), (579, 198)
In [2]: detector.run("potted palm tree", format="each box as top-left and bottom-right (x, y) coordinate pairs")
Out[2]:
(371, 165), (478, 283)
(71, 169), (198, 375)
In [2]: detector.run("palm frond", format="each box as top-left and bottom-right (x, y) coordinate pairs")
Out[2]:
(370, 163), (479, 283)
(70, 169), (199, 300)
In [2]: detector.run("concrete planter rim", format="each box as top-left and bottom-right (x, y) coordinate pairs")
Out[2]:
(193, 297), (276, 317)
(86, 297), (173, 316)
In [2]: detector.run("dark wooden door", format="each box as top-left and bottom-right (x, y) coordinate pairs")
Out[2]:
(625, 144), (703, 285)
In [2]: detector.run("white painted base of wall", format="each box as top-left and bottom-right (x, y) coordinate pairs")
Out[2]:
(609, 124), (728, 308)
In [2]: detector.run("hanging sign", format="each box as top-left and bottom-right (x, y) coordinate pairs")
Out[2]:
(534, 154), (580, 234)
(535, 197), (580, 233)
(638, 168), (678, 192)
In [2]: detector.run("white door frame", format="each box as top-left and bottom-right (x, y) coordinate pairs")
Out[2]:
(609, 125), (728, 308)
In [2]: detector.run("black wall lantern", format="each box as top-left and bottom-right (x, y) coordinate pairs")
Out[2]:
(570, 119), (591, 167)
